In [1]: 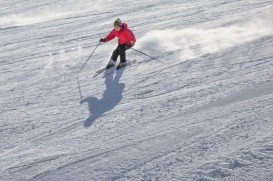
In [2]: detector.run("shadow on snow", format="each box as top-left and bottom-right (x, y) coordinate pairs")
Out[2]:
(80, 69), (125, 127)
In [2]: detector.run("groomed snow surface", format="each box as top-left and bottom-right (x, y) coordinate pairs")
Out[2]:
(1, 0), (273, 180)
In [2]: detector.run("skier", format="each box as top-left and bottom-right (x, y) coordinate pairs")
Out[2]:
(99, 18), (136, 69)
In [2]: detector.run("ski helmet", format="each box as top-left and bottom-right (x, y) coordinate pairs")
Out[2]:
(113, 18), (122, 27)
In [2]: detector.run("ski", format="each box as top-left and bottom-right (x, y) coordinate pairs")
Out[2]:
(106, 60), (137, 75)
(93, 60), (137, 78)
(93, 66), (115, 78)
(93, 67), (107, 78)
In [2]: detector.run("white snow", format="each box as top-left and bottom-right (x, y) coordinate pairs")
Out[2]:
(1, 0), (273, 180)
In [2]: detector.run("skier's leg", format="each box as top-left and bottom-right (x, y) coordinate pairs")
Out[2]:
(119, 45), (127, 63)
(116, 45), (128, 69)
(111, 46), (120, 62)
(106, 46), (120, 69)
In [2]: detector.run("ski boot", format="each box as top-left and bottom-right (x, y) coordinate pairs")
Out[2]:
(116, 62), (127, 70)
(106, 59), (116, 69)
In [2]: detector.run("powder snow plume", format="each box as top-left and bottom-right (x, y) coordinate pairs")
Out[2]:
(136, 19), (273, 60)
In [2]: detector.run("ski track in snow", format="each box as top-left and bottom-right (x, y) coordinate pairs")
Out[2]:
(1, 0), (273, 180)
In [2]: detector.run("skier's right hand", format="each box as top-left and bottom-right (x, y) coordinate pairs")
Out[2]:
(99, 38), (105, 43)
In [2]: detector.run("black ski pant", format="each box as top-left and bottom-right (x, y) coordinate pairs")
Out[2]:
(111, 44), (128, 63)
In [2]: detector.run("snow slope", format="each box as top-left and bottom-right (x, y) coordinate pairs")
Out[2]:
(1, 0), (273, 180)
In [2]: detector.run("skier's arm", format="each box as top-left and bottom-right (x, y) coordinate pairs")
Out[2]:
(104, 30), (116, 42)
(127, 29), (136, 47)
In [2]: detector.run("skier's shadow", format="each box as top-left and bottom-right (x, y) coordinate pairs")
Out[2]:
(80, 69), (125, 127)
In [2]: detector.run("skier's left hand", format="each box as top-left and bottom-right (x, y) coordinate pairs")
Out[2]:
(125, 44), (131, 50)
(125, 41), (135, 49)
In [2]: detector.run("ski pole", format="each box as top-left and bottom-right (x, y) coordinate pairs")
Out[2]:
(76, 77), (83, 101)
(131, 48), (165, 64)
(80, 42), (101, 72)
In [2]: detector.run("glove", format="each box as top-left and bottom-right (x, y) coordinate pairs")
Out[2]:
(99, 38), (105, 43)
(125, 44), (131, 50)
(125, 41), (135, 49)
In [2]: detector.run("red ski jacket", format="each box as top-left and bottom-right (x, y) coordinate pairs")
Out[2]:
(104, 23), (136, 47)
